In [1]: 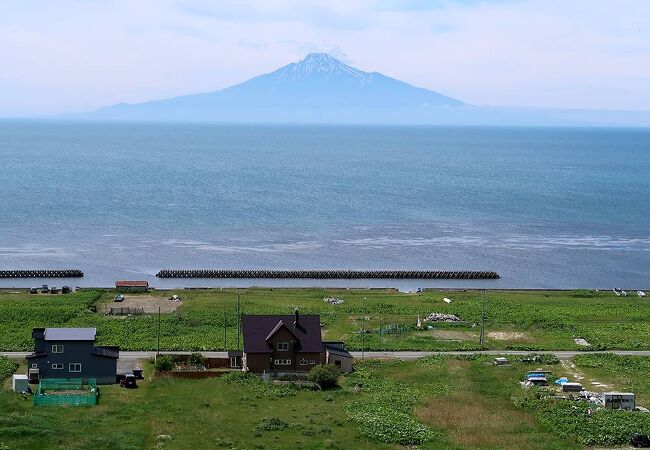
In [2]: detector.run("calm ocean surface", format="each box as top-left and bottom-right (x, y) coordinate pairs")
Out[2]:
(0, 121), (648, 289)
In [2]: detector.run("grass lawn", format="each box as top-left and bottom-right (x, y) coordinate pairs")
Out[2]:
(1, 287), (650, 351)
(1, 356), (579, 450)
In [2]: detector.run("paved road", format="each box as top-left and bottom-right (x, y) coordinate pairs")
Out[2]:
(5, 349), (650, 361)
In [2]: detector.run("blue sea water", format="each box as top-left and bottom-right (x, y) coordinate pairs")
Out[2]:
(0, 121), (648, 289)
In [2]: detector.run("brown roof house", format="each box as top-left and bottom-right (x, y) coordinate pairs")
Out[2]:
(242, 310), (325, 373)
(115, 280), (149, 292)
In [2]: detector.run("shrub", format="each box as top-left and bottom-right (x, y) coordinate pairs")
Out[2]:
(256, 417), (288, 431)
(307, 365), (340, 389)
(571, 289), (602, 298)
(154, 355), (174, 372)
(187, 352), (207, 368)
(0, 357), (17, 380)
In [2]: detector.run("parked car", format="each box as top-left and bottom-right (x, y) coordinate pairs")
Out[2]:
(50, 286), (60, 294)
(41, 285), (49, 294)
(631, 433), (650, 448)
(29, 287), (38, 294)
(62, 286), (72, 294)
(114, 294), (125, 302)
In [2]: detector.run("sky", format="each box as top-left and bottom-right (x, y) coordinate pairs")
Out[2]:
(1, 0), (649, 116)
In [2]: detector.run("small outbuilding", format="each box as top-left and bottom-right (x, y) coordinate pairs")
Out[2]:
(12, 374), (29, 393)
(115, 280), (149, 292)
(561, 382), (583, 392)
(603, 392), (635, 410)
(324, 341), (354, 373)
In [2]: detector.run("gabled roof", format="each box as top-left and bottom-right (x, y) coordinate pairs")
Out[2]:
(242, 314), (322, 354)
(265, 320), (299, 341)
(44, 328), (96, 341)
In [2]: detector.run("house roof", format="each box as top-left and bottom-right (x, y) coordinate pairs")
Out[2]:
(242, 314), (322, 354)
(326, 348), (353, 359)
(265, 320), (299, 341)
(44, 327), (96, 341)
(115, 280), (148, 287)
(92, 346), (120, 358)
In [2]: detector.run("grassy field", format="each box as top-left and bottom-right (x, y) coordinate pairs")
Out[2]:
(4, 353), (650, 449)
(1, 287), (649, 351)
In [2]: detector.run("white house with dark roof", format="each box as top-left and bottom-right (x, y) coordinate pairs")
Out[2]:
(26, 327), (119, 384)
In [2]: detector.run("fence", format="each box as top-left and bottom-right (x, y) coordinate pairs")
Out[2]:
(33, 378), (99, 406)
(170, 355), (230, 369)
(105, 307), (145, 316)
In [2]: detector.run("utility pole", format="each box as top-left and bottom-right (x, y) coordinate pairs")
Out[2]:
(362, 296), (366, 361)
(223, 310), (227, 349)
(479, 290), (486, 347)
(237, 293), (241, 349)
(157, 306), (161, 356)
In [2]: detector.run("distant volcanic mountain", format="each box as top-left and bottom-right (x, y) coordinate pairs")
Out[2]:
(78, 53), (650, 126)
(87, 53), (463, 121)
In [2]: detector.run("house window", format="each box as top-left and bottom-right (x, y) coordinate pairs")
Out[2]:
(69, 363), (82, 372)
(276, 342), (289, 351)
(31, 363), (38, 368)
(230, 356), (241, 368)
(309, 360), (315, 364)
(51, 344), (64, 353)
(299, 359), (309, 366)
(273, 359), (291, 366)
(52, 363), (64, 369)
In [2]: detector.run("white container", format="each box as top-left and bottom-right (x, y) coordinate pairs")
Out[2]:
(12, 374), (29, 393)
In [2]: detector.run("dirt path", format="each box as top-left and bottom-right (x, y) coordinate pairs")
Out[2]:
(560, 360), (609, 389)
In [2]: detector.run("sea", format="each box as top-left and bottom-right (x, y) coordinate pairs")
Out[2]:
(1, 121), (649, 290)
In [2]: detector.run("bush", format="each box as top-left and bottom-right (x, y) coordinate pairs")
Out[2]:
(307, 365), (340, 389)
(255, 417), (288, 431)
(0, 356), (18, 380)
(154, 354), (174, 371)
(187, 352), (207, 368)
(571, 289), (602, 298)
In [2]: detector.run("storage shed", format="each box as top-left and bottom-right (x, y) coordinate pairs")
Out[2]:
(561, 382), (583, 392)
(12, 374), (29, 393)
(603, 392), (635, 410)
(324, 341), (354, 373)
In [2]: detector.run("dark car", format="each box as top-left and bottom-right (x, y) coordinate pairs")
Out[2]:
(631, 433), (650, 448)
(29, 287), (38, 294)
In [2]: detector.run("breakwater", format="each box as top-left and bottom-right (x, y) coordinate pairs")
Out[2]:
(0, 270), (84, 278)
(156, 269), (500, 279)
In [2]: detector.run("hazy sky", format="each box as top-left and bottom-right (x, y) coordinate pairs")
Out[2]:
(1, 0), (649, 116)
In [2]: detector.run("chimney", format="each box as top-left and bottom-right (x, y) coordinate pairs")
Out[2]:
(294, 308), (299, 325)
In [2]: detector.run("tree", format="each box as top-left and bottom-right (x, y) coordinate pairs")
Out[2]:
(154, 354), (174, 371)
(307, 364), (341, 389)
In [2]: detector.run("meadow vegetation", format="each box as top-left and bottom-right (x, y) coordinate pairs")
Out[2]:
(1, 287), (649, 352)
(3, 354), (650, 449)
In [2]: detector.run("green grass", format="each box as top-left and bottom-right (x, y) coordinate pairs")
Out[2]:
(1, 287), (650, 351)
(5, 353), (650, 449)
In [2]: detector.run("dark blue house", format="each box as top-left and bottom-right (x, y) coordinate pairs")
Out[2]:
(26, 327), (119, 384)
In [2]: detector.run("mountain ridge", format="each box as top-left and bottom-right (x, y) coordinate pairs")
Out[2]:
(92, 53), (463, 117)
(74, 53), (650, 127)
